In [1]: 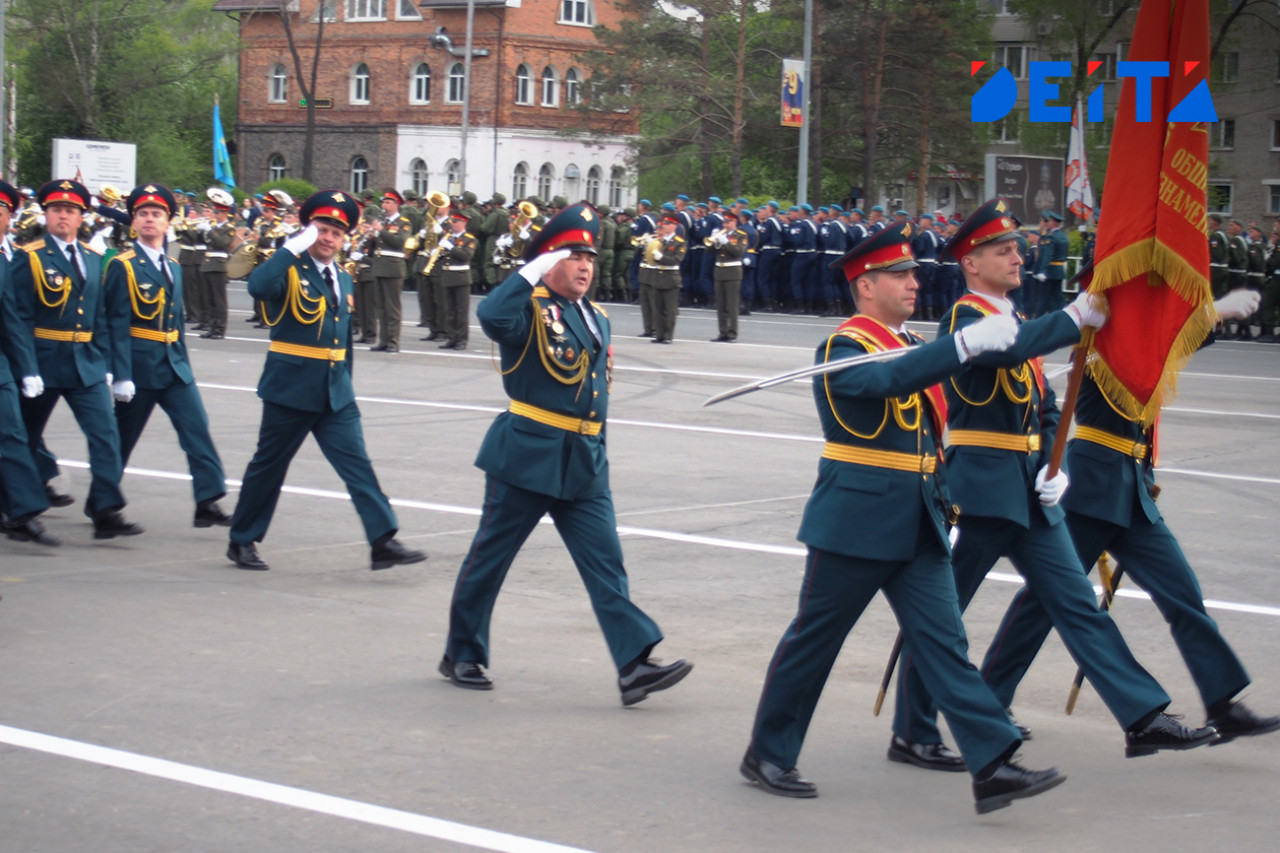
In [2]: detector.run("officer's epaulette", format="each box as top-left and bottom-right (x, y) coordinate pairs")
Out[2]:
(673, 236), (686, 244)
(114, 250), (137, 263)
(78, 242), (101, 256)
(21, 240), (46, 252)
(531, 285), (551, 298)
(595, 304), (608, 318)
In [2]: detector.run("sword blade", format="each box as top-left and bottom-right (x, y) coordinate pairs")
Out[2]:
(703, 347), (911, 407)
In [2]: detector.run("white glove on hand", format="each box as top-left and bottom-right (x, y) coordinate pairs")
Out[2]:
(349, 250), (364, 262)
(283, 223), (319, 256)
(111, 380), (136, 403)
(36, 213), (46, 226)
(1214, 288), (1260, 320)
(1035, 272), (1046, 282)
(1035, 465), (1069, 506)
(652, 250), (664, 261)
(518, 248), (572, 285)
(105, 372), (113, 386)
(197, 221), (212, 233)
(495, 233), (513, 249)
(1066, 290), (1108, 329)
(955, 314), (1018, 360)
(90, 196), (100, 209)
(492, 252), (505, 265)
(518, 227), (531, 241)
(21, 376), (43, 398)
(714, 232), (729, 246)
(438, 238), (454, 251)
(432, 221), (444, 235)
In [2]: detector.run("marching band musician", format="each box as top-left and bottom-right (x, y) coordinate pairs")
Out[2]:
(436, 210), (478, 351)
(639, 212), (685, 344)
(197, 188), (237, 340)
(709, 209), (747, 343)
(370, 188), (412, 353)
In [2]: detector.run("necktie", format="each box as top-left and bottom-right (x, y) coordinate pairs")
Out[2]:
(575, 301), (600, 347)
(322, 267), (337, 310)
(66, 244), (84, 286)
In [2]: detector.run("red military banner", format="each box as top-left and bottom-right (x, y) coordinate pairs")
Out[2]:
(1087, 0), (1214, 425)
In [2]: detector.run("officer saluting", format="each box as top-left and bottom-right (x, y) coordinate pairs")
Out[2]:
(225, 190), (425, 572)
(104, 184), (231, 529)
(439, 203), (692, 705)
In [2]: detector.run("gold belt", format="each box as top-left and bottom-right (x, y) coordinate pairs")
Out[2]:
(946, 429), (1041, 453)
(1073, 425), (1148, 460)
(822, 442), (937, 473)
(35, 327), (93, 343)
(1049, 260), (1065, 266)
(509, 400), (602, 435)
(269, 341), (347, 361)
(130, 327), (179, 343)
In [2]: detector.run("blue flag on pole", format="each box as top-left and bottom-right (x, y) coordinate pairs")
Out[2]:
(213, 98), (236, 188)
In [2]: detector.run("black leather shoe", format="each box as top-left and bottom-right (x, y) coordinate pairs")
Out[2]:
(451, 341), (468, 350)
(45, 484), (75, 508)
(371, 343), (388, 352)
(1125, 712), (1217, 757)
(618, 658), (692, 706)
(1007, 708), (1033, 740)
(638, 331), (655, 338)
(438, 341), (456, 349)
(1207, 702), (1280, 745)
(207, 332), (224, 340)
(973, 760), (1065, 814)
(438, 656), (493, 690)
(887, 735), (966, 772)
(92, 511), (144, 540)
(710, 335), (729, 342)
(360, 336), (378, 344)
(370, 537), (426, 570)
(4, 517), (60, 546)
(193, 500), (232, 528)
(739, 749), (817, 798)
(227, 541), (269, 570)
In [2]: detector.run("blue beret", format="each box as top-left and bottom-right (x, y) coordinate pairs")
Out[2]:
(709, 196), (722, 204)
(800, 203), (813, 213)
(662, 202), (676, 212)
(677, 194), (690, 201)
(1041, 209), (1064, 221)
(829, 204), (843, 213)
(852, 208), (865, 215)
(696, 201), (709, 209)
(766, 200), (780, 210)
(639, 198), (653, 207)
(895, 210), (910, 217)
(870, 205), (884, 212)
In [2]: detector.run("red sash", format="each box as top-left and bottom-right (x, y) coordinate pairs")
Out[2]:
(835, 315), (947, 436)
(953, 292), (1044, 396)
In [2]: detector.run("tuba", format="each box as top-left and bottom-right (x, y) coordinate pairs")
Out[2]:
(408, 190), (450, 254)
(97, 184), (124, 206)
(505, 200), (539, 259)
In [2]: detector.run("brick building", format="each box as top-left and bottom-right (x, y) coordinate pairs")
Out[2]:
(213, 0), (639, 205)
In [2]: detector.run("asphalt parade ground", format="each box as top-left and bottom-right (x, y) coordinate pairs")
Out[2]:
(4, 283), (1279, 852)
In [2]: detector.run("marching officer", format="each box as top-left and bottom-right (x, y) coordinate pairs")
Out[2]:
(1260, 220), (1280, 341)
(710, 209), (747, 342)
(1032, 210), (1068, 316)
(437, 210), (478, 350)
(439, 203), (692, 705)
(371, 189), (412, 352)
(737, 206), (759, 315)
(225, 190), (425, 572)
(105, 184), (231, 528)
(628, 199), (656, 297)
(9, 179), (142, 538)
(1242, 224), (1268, 340)
(197, 189), (236, 340)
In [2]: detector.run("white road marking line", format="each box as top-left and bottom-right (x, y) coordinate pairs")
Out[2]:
(1158, 467), (1280, 486)
(60, 462), (1280, 618)
(1163, 406), (1280, 421)
(0, 724), (597, 853)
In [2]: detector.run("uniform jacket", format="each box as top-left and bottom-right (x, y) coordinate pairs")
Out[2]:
(0, 259), (30, 387)
(248, 246), (355, 413)
(713, 228), (747, 281)
(797, 319), (961, 561)
(200, 220), (236, 273)
(372, 213), (412, 279)
(1061, 374), (1161, 528)
(440, 231), (478, 288)
(104, 248), (194, 390)
(940, 296), (1080, 528)
(474, 270), (613, 501)
(1035, 228), (1069, 281)
(10, 238), (126, 388)
(648, 234), (686, 289)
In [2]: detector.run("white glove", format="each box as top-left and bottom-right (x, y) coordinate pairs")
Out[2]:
(105, 372), (113, 386)
(955, 314), (1018, 360)
(652, 250), (664, 261)
(90, 196), (100, 209)
(21, 376), (43, 398)
(1035, 465), (1069, 506)
(283, 223), (319, 256)
(496, 233), (513, 249)
(36, 213), (46, 226)
(518, 227), (531, 240)
(714, 232), (729, 246)
(349, 250), (364, 262)
(1035, 272), (1046, 282)
(438, 238), (454, 251)
(1214, 288), (1260, 320)
(492, 252), (505, 265)
(197, 221), (212, 233)
(432, 221), (444, 235)
(111, 380), (136, 403)
(1066, 290), (1108, 329)
(518, 248), (572, 284)
(416, 228), (428, 241)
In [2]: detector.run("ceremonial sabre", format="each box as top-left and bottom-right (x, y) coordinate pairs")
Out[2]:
(703, 348), (911, 407)
(1065, 552), (1123, 715)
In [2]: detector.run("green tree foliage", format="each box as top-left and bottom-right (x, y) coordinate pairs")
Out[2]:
(255, 177), (318, 203)
(8, 0), (238, 188)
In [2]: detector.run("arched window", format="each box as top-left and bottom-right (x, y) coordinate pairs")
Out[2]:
(512, 162), (529, 200)
(608, 167), (625, 208)
(565, 68), (581, 106)
(514, 64), (532, 105)
(411, 62), (431, 104)
(559, 0), (594, 25)
(269, 63), (288, 103)
(410, 158), (429, 196)
(350, 156), (369, 194)
(447, 62), (465, 104)
(585, 165), (601, 205)
(268, 154), (287, 181)
(538, 163), (554, 199)
(446, 159), (462, 189)
(563, 163), (580, 198)
(351, 63), (371, 105)
(540, 66), (558, 107)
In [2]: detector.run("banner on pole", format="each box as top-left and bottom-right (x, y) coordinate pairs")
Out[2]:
(1065, 98), (1094, 222)
(781, 59), (804, 128)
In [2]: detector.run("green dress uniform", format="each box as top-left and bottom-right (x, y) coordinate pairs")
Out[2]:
(1208, 225), (1229, 298)
(1226, 229), (1248, 291)
(444, 205), (666, 677)
(643, 228), (686, 343)
(612, 214), (634, 300)
(594, 211), (616, 301)
(198, 218), (235, 337)
(228, 232), (399, 550)
(176, 218), (207, 326)
(438, 226), (478, 349)
(480, 197), (509, 290)
(371, 205), (412, 351)
(712, 223), (747, 341)
(106, 234), (227, 513)
(1032, 219), (1069, 316)
(980, 373), (1252, 715)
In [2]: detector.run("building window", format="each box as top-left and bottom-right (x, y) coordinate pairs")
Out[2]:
(410, 158), (429, 196)
(351, 63), (371, 105)
(351, 156), (369, 194)
(1207, 183), (1232, 215)
(995, 44), (1029, 80)
(1271, 119), (1280, 150)
(541, 66), (558, 107)
(268, 154), (286, 181)
(1115, 41), (1128, 64)
(346, 0), (385, 20)
(514, 64), (532, 105)
(411, 62), (431, 104)
(446, 159), (461, 189)
(563, 163), (580, 198)
(1211, 119), (1235, 150)
(447, 62), (465, 103)
(269, 63), (288, 103)
(538, 163), (554, 199)
(1267, 184), (1280, 216)
(396, 0), (420, 19)
(512, 162), (529, 199)
(311, 0), (337, 22)
(585, 165), (600, 205)
(1219, 51), (1239, 83)
(994, 110), (1020, 143)
(1095, 53), (1117, 81)
(560, 0), (594, 25)
(608, 167), (624, 208)
(565, 68), (581, 105)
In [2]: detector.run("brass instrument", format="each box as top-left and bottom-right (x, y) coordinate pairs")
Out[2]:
(642, 236), (665, 265)
(97, 184), (123, 206)
(704, 226), (730, 248)
(630, 233), (652, 248)
(504, 200), (540, 260)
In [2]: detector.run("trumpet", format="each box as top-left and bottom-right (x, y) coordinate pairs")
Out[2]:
(703, 227), (728, 248)
(630, 233), (652, 248)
